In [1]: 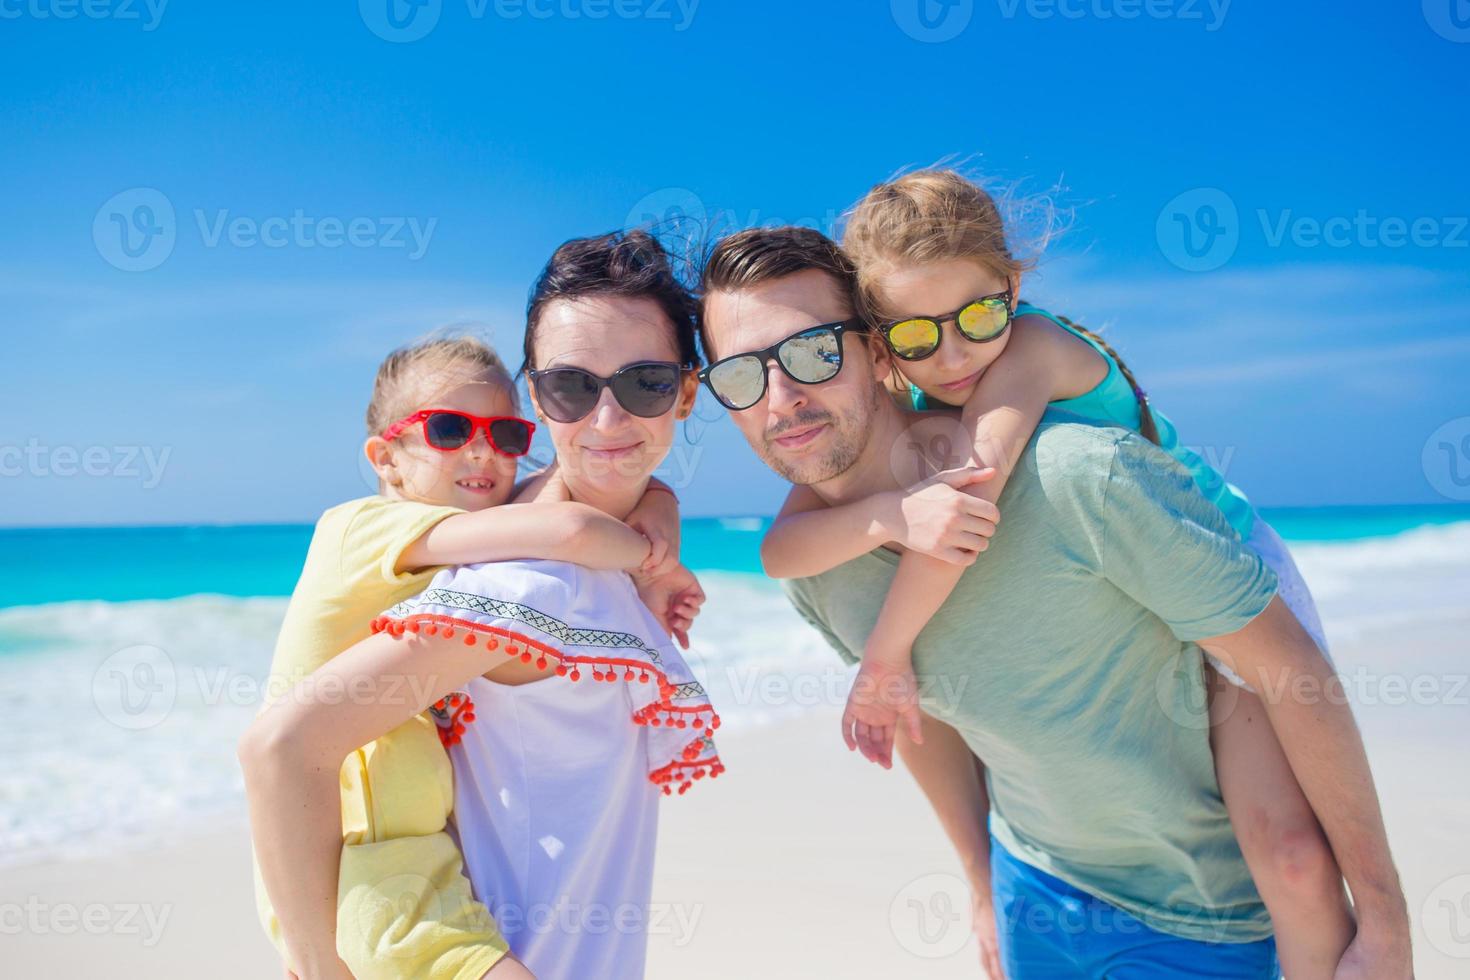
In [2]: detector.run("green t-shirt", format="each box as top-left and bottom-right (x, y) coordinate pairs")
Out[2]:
(783, 415), (1280, 943)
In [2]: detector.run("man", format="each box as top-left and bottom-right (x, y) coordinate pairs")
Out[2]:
(697, 226), (1411, 978)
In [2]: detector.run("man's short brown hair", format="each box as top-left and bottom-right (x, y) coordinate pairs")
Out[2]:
(698, 226), (863, 361)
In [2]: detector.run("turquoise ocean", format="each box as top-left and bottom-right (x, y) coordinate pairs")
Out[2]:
(2, 506), (1468, 866)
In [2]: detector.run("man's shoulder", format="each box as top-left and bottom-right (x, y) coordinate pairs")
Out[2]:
(1030, 412), (1134, 456)
(1021, 413), (1138, 491)
(1031, 413), (1200, 502)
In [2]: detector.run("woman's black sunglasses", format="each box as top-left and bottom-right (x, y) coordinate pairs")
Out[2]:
(699, 320), (861, 411)
(527, 360), (693, 424)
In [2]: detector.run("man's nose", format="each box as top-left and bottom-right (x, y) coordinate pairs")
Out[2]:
(764, 361), (806, 415)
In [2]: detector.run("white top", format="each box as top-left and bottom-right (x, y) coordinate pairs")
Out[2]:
(380, 559), (723, 980)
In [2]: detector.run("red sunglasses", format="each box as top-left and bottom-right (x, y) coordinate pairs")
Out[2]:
(381, 410), (535, 456)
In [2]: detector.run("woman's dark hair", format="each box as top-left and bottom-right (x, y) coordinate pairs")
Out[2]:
(520, 230), (700, 375)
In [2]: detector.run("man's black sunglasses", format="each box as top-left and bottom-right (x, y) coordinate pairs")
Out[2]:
(699, 320), (862, 411)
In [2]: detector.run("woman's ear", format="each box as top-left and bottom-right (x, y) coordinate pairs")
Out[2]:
(363, 437), (399, 488)
(525, 378), (546, 421)
(1009, 274), (1022, 310)
(675, 370), (699, 421)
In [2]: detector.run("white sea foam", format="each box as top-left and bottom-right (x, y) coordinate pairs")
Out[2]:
(1290, 522), (1470, 645)
(1, 522), (1465, 866)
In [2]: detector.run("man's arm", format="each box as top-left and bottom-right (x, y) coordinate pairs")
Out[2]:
(1202, 599), (1411, 973)
(1085, 428), (1409, 976)
(895, 711), (1004, 979)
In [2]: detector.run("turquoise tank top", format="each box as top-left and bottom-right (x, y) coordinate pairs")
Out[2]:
(910, 303), (1256, 538)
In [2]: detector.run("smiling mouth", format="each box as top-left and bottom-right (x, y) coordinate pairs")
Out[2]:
(771, 422), (828, 450)
(583, 442), (644, 457)
(941, 369), (984, 391)
(456, 477), (498, 493)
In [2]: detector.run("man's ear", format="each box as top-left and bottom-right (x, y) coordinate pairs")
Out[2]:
(861, 328), (894, 380)
(363, 436), (399, 488)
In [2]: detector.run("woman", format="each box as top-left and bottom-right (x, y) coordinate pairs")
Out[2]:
(240, 230), (723, 980)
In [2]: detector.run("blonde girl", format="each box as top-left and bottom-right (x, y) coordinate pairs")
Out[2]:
(761, 169), (1354, 979)
(250, 331), (691, 978)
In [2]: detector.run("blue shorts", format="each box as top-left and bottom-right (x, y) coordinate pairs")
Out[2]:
(989, 835), (1280, 979)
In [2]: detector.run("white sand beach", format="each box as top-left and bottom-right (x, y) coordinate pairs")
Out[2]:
(3, 602), (1468, 979)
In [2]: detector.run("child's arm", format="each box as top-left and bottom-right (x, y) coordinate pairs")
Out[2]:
(238, 631), (510, 980)
(397, 500), (652, 574)
(845, 317), (1103, 765)
(760, 475), (1000, 580)
(624, 480), (682, 577)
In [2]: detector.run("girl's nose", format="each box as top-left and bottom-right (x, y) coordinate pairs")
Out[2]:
(938, 326), (973, 371)
(463, 429), (494, 459)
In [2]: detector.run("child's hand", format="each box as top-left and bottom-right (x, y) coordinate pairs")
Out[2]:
(633, 562), (705, 648)
(626, 484), (681, 578)
(890, 468), (1000, 565)
(840, 653), (923, 769)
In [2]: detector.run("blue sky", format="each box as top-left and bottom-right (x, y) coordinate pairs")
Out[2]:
(2, 1), (1467, 525)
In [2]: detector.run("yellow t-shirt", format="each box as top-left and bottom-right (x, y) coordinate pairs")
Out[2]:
(251, 495), (510, 979)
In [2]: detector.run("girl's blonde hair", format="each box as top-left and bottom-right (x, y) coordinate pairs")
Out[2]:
(365, 332), (517, 437)
(843, 168), (1159, 443)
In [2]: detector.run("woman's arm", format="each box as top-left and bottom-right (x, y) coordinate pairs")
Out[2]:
(397, 500), (652, 574)
(238, 630), (502, 979)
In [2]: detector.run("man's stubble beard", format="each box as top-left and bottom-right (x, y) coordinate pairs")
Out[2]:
(759, 380), (884, 486)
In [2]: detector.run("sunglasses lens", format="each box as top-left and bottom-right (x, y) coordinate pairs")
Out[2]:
(488, 418), (533, 456)
(887, 319), (941, 360)
(612, 364), (681, 418)
(423, 412), (473, 449)
(778, 327), (843, 383)
(707, 355), (767, 410)
(534, 369), (600, 423)
(957, 299), (1010, 341)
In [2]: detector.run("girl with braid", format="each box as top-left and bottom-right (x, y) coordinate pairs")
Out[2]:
(760, 168), (1353, 979)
